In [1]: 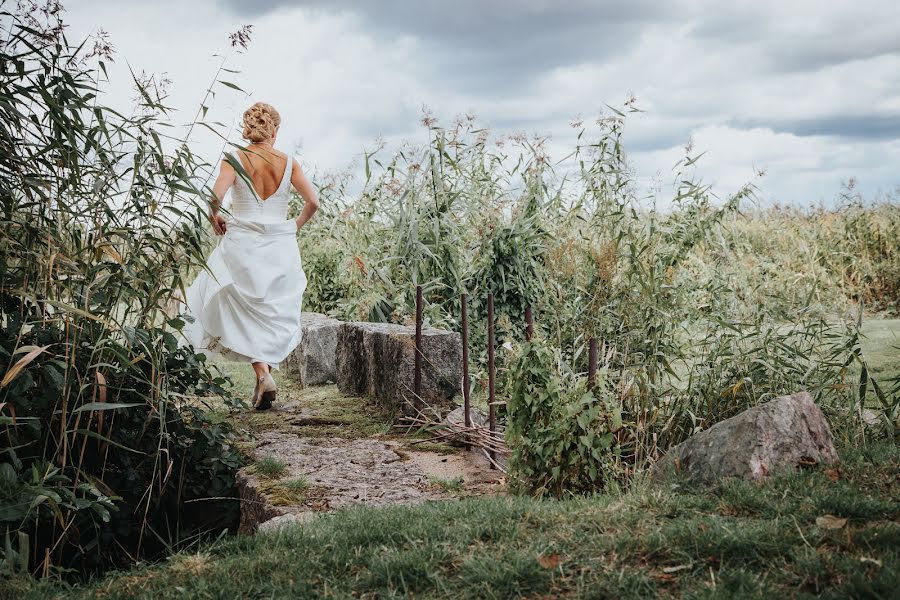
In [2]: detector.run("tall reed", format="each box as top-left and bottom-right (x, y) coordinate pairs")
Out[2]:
(1, 5), (248, 575)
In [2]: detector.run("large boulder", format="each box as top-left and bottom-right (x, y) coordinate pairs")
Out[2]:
(283, 312), (342, 386)
(335, 322), (385, 397)
(652, 392), (838, 484)
(336, 322), (462, 416)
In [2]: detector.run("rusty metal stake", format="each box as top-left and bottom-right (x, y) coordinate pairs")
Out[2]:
(487, 292), (496, 468)
(588, 337), (598, 390)
(461, 293), (471, 431)
(414, 285), (423, 399)
(525, 305), (534, 341)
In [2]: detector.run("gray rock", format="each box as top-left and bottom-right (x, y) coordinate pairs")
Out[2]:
(235, 469), (283, 535)
(652, 392), (838, 484)
(444, 406), (489, 428)
(336, 322), (462, 417)
(335, 321), (375, 396)
(283, 312), (342, 386)
(258, 512), (316, 533)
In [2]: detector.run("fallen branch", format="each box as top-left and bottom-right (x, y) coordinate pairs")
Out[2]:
(397, 396), (510, 466)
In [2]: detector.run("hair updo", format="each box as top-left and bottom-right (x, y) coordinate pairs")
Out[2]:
(241, 102), (281, 143)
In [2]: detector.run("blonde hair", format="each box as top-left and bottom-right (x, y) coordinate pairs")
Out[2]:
(241, 102), (281, 143)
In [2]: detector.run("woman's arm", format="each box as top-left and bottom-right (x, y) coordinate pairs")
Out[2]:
(209, 159), (236, 235)
(291, 158), (320, 230)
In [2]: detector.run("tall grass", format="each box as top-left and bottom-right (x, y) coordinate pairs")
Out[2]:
(0, 5), (248, 576)
(295, 107), (898, 495)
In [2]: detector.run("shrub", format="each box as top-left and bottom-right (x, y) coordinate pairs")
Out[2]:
(0, 313), (242, 574)
(505, 339), (624, 496)
(0, 7), (245, 576)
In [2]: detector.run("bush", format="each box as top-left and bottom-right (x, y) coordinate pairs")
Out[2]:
(0, 7), (244, 576)
(0, 308), (242, 574)
(505, 339), (624, 496)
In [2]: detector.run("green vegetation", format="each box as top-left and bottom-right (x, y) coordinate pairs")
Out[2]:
(429, 476), (465, 494)
(254, 457), (288, 479)
(506, 340), (625, 494)
(0, 8), (245, 576)
(283, 476), (309, 492)
(295, 103), (898, 496)
(14, 442), (898, 599)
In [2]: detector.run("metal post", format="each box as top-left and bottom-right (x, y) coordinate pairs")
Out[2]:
(414, 285), (423, 399)
(487, 292), (496, 468)
(461, 293), (471, 430)
(588, 337), (598, 390)
(525, 305), (534, 341)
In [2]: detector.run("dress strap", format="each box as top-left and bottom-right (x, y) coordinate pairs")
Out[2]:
(278, 155), (293, 193)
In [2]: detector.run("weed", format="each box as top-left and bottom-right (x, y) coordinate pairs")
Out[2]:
(255, 457), (288, 479)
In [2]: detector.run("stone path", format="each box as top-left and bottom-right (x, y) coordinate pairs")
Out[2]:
(233, 380), (504, 533)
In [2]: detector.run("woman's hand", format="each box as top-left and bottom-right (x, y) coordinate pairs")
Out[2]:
(211, 213), (228, 235)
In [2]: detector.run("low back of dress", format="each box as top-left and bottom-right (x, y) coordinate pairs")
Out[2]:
(229, 151), (293, 223)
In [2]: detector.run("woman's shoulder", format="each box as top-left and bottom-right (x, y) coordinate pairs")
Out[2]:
(227, 146), (288, 169)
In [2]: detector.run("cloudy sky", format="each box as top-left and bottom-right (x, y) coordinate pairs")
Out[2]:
(65, 0), (900, 206)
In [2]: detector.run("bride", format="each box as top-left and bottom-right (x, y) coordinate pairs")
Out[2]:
(181, 102), (320, 410)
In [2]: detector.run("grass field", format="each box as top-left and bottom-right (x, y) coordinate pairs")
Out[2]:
(860, 318), (900, 382)
(10, 442), (897, 599)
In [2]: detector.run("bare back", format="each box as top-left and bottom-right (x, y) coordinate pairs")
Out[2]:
(236, 145), (289, 202)
(208, 139), (319, 233)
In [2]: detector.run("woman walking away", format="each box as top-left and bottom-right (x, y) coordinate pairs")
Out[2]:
(181, 102), (320, 410)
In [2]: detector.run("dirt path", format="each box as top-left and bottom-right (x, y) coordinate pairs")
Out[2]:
(231, 376), (504, 533)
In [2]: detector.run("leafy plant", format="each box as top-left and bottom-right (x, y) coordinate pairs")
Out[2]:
(0, 5), (248, 576)
(505, 338), (624, 496)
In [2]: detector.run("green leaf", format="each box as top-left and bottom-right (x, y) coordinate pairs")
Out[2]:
(218, 80), (245, 92)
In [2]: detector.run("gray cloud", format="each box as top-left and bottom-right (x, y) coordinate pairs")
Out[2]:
(82, 0), (898, 204)
(215, 0), (900, 141)
(218, 0), (673, 34)
(734, 114), (900, 140)
(687, 6), (900, 73)
(217, 0), (678, 93)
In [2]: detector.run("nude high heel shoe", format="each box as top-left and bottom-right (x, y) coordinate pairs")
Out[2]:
(250, 380), (260, 407)
(254, 372), (277, 410)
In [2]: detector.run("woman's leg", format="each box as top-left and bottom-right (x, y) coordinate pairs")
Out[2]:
(249, 362), (268, 407)
(251, 361), (277, 410)
(251, 361), (269, 379)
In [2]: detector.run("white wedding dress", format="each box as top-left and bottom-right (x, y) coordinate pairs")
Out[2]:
(180, 153), (307, 369)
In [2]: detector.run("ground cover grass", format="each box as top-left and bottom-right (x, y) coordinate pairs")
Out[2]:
(11, 442), (897, 600)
